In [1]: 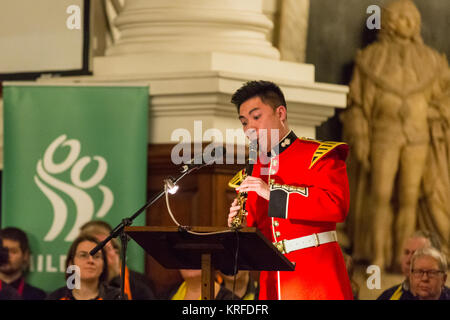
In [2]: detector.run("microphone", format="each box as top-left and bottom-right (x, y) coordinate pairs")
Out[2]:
(246, 139), (258, 176)
(181, 146), (226, 173)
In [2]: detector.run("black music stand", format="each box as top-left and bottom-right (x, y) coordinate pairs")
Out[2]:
(125, 226), (295, 300)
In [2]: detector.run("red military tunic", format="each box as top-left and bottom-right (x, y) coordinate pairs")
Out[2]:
(245, 131), (353, 300)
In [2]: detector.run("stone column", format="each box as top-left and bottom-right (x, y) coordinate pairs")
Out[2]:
(106, 0), (279, 59)
(277, 0), (310, 63)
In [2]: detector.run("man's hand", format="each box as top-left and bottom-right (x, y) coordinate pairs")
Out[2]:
(236, 176), (270, 200)
(227, 198), (246, 227)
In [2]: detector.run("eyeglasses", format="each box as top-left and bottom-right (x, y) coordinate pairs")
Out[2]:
(75, 251), (103, 261)
(411, 269), (444, 279)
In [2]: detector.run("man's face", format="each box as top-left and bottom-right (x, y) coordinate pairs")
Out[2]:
(0, 239), (28, 276)
(238, 96), (287, 153)
(409, 256), (447, 300)
(401, 237), (429, 276)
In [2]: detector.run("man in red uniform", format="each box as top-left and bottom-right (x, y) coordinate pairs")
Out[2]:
(228, 80), (353, 300)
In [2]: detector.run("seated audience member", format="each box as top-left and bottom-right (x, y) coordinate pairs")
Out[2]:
(169, 269), (234, 300)
(408, 247), (449, 300)
(216, 270), (259, 300)
(79, 220), (156, 300)
(47, 234), (120, 300)
(0, 227), (46, 300)
(0, 238), (21, 300)
(377, 230), (441, 300)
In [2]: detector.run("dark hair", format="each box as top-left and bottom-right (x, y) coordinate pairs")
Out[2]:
(231, 80), (287, 112)
(65, 234), (109, 284)
(0, 227), (30, 254)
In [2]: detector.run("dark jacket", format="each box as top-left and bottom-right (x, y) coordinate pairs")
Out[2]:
(10, 277), (46, 300)
(109, 269), (156, 300)
(46, 282), (121, 300)
(0, 280), (22, 300)
(378, 282), (450, 300)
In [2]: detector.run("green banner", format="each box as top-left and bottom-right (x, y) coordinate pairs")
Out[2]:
(2, 83), (148, 293)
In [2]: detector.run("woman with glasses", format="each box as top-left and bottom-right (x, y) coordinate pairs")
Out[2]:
(408, 247), (449, 300)
(46, 234), (120, 300)
(79, 220), (156, 300)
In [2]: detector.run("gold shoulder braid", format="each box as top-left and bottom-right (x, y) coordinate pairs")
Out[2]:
(299, 137), (346, 169)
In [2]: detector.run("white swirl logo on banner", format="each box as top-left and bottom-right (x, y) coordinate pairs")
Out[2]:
(34, 134), (114, 242)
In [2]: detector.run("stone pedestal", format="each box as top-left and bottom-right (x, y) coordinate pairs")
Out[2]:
(90, 50), (347, 143)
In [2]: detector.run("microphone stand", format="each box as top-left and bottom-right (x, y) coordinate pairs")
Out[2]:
(89, 161), (214, 300)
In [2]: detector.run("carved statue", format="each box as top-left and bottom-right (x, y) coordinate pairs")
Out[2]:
(340, 0), (449, 270)
(417, 71), (450, 261)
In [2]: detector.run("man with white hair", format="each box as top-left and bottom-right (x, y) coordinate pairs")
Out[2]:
(408, 247), (449, 300)
(377, 230), (441, 300)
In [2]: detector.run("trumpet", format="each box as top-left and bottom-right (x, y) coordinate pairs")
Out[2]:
(228, 140), (257, 228)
